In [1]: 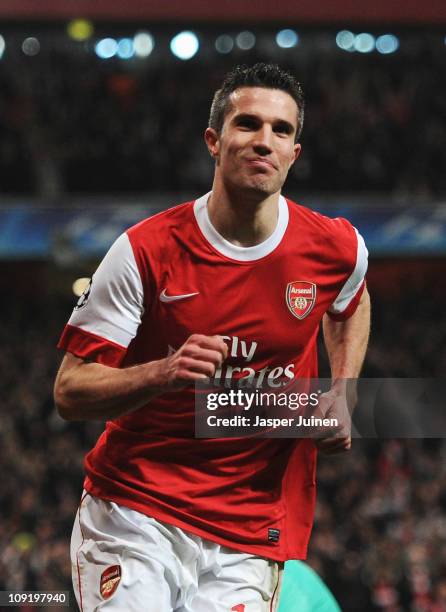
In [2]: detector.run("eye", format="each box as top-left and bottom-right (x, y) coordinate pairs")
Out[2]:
(274, 123), (292, 136)
(237, 117), (258, 130)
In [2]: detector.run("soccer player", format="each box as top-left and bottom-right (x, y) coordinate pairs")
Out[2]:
(54, 63), (370, 611)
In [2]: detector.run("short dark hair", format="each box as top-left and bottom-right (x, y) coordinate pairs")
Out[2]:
(209, 63), (305, 141)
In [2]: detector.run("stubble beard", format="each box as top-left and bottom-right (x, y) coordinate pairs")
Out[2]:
(249, 174), (279, 195)
(228, 166), (283, 200)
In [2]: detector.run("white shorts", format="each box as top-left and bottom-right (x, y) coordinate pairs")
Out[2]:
(71, 492), (283, 612)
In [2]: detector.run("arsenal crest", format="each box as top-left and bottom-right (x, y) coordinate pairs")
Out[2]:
(100, 565), (121, 599)
(286, 281), (316, 320)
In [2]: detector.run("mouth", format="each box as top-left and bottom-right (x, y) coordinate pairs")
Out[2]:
(245, 158), (277, 171)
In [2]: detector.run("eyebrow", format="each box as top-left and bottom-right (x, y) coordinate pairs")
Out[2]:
(232, 113), (295, 134)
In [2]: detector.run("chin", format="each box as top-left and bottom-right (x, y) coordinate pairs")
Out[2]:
(226, 174), (280, 198)
(247, 178), (279, 196)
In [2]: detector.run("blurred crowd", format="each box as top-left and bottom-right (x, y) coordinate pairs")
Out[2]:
(1, 273), (445, 611)
(0, 29), (445, 198)
(314, 439), (446, 612)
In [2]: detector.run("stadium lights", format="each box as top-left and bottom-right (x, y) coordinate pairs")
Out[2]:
(0, 35), (5, 59)
(22, 37), (40, 56)
(336, 30), (355, 52)
(376, 34), (399, 54)
(236, 31), (256, 50)
(215, 34), (234, 54)
(95, 38), (118, 59)
(336, 30), (397, 54)
(117, 38), (134, 60)
(354, 33), (375, 53)
(67, 19), (94, 42)
(170, 31), (199, 60)
(133, 32), (154, 58)
(276, 29), (299, 49)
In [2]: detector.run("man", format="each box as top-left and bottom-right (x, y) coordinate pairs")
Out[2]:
(54, 63), (370, 611)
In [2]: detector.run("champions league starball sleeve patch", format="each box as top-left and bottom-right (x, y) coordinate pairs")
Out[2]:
(74, 278), (92, 310)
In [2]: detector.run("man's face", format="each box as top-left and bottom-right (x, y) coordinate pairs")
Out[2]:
(206, 87), (301, 197)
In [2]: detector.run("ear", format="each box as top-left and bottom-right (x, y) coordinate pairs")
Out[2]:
(204, 127), (220, 159)
(289, 143), (301, 168)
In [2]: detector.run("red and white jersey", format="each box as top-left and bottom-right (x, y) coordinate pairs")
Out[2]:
(58, 193), (368, 561)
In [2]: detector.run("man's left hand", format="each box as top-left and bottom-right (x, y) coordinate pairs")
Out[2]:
(312, 388), (352, 455)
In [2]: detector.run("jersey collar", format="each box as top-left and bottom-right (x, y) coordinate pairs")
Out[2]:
(193, 192), (289, 262)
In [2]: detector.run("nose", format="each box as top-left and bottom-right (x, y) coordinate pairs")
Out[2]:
(252, 125), (273, 155)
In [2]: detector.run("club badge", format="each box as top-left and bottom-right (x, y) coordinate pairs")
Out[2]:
(286, 281), (316, 320)
(100, 565), (121, 599)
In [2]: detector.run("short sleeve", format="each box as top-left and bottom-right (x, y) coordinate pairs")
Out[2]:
(57, 232), (144, 366)
(327, 229), (368, 321)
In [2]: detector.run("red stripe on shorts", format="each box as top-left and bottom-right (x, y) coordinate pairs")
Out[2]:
(76, 492), (88, 612)
(270, 563), (282, 612)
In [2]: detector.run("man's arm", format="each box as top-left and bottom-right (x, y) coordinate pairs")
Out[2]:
(323, 285), (371, 382)
(316, 286), (371, 453)
(54, 334), (227, 421)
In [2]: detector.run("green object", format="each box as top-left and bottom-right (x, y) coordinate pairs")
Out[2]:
(278, 561), (341, 612)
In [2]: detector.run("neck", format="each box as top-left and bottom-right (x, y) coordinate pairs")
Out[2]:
(207, 182), (281, 247)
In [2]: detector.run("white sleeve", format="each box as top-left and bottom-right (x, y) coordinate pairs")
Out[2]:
(67, 232), (144, 348)
(329, 229), (368, 316)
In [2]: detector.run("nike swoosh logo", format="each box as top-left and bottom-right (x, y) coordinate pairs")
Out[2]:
(159, 289), (199, 303)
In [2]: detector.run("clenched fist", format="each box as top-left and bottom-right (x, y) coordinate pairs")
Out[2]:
(158, 334), (228, 389)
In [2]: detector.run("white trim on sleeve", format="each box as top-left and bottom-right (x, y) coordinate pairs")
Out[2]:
(67, 233), (144, 348)
(329, 229), (368, 315)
